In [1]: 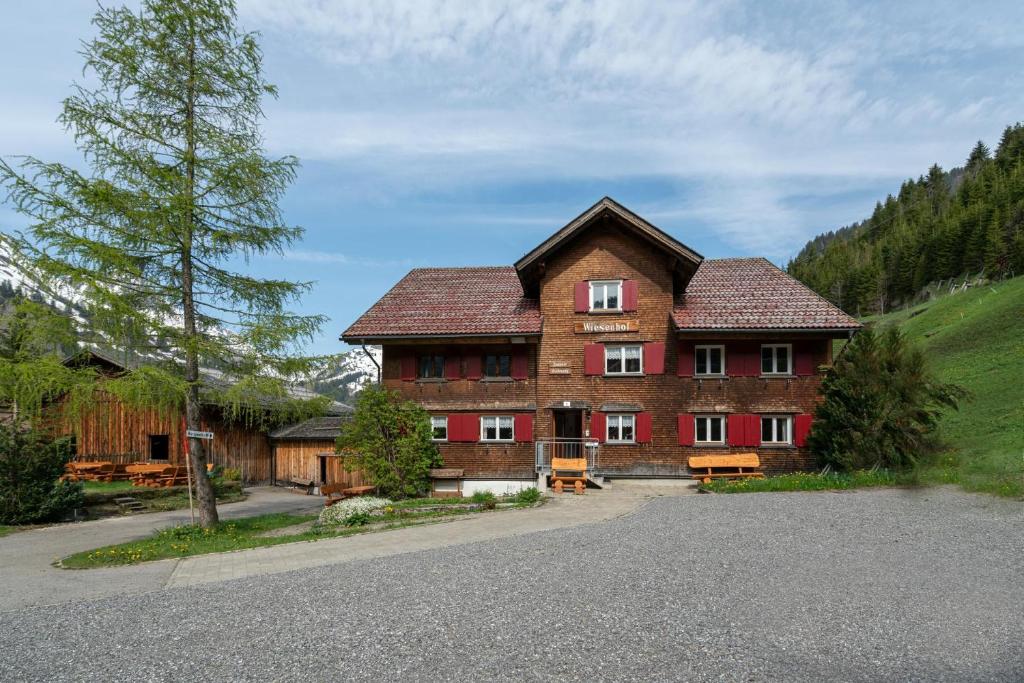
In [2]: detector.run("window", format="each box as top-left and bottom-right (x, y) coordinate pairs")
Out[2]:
(695, 415), (725, 444)
(419, 355), (445, 379)
(695, 345), (725, 376)
(606, 414), (635, 443)
(481, 415), (514, 442)
(149, 434), (169, 461)
(761, 344), (792, 375)
(605, 344), (642, 375)
(483, 353), (511, 378)
(590, 280), (622, 311)
(761, 415), (792, 445)
(430, 416), (448, 442)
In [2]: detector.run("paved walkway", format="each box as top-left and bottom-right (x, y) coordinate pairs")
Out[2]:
(0, 487), (323, 612)
(0, 480), (694, 611)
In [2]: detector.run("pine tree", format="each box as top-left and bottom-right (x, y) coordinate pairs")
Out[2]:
(0, 0), (329, 526)
(983, 209), (1006, 275)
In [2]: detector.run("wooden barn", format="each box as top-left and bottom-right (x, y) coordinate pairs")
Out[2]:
(270, 416), (367, 491)
(54, 350), (348, 485)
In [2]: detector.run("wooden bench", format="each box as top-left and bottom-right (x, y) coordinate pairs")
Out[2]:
(550, 457), (588, 495)
(320, 483), (377, 507)
(95, 463), (132, 482)
(688, 453), (765, 484)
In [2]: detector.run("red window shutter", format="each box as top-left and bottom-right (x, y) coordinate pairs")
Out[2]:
(733, 343), (759, 377)
(400, 355), (416, 381)
(643, 342), (665, 375)
(590, 412), (606, 443)
(462, 414), (480, 443)
(677, 414), (694, 445)
(514, 413), (534, 443)
(464, 354), (482, 380)
(794, 342), (816, 376)
(444, 355), (461, 380)
(574, 281), (589, 313)
(677, 341), (694, 377)
(584, 344), (604, 376)
(511, 349), (528, 380)
(746, 414), (761, 447)
(636, 412), (652, 443)
(622, 280), (638, 312)
(794, 413), (813, 447)
(446, 413), (461, 442)
(727, 414), (746, 446)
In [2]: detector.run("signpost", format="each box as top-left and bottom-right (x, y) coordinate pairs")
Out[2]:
(183, 429), (214, 525)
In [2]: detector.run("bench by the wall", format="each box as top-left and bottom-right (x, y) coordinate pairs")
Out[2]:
(688, 453), (765, 484)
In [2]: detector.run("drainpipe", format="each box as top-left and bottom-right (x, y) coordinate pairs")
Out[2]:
(361, 343), (381, 384)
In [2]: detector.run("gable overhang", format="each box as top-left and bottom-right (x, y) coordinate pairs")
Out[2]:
(514, 197), (703, 295)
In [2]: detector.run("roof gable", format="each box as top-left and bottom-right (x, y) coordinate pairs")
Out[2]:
(514, 197), (703, 294)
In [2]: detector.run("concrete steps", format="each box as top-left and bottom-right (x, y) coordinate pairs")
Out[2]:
(113, 496), (146, 513)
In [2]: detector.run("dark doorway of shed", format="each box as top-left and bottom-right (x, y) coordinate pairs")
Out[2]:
(319, 455), (328, 485)
(149, 434), (169, 461)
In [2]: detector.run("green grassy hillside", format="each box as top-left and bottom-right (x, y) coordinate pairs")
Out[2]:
(862, 276), (1024, 497)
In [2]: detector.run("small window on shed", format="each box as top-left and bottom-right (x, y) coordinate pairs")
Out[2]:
(149, 434), (169, 461)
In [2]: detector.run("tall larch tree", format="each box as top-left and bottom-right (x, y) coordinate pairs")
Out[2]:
(0, 0), (329, 526)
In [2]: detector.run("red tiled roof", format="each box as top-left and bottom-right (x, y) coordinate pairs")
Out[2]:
(673, 258), (860, 330)
(342, 267), (541, 339)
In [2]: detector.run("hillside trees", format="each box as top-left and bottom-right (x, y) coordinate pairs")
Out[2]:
(0, 0), (329, 526)
(788, 123), (1024, 315)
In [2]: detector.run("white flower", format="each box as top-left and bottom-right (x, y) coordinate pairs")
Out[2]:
(317, 496), (392, 526)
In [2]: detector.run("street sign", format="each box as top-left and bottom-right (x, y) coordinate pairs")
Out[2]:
(185, 430), (214, 440)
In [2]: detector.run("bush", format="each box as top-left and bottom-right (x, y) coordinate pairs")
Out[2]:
(220, 467), (242, 481)
(809, 327), (967, 471)
(317, 496), (392, 526)
(0, 426), (83, 524)
(509, 487), (541, 504)
(336, 384), (442, 498)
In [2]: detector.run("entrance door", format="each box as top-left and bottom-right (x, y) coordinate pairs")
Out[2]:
(554, 409), (582, 439)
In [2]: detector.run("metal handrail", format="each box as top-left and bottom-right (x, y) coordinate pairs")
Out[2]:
(535, 438), (599, 472)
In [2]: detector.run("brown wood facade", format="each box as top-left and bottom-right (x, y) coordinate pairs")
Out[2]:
(375, 211), (849, 480)
(272, 440), (368, 488)
(54, 392), (275, 484)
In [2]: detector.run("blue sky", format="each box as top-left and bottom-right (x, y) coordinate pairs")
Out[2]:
(2, 1), (1023, 354)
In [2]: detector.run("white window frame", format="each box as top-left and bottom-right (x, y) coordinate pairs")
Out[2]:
(761, 344), (793, 375)
(694, 345), (726, 377)
(606, 414), (636, 444)
(760, 415), (793, 445)
(589, 280), (623, 312)
(430, 416), (448, 442)
(604, 344), (643, 376)
(480, 415), (515, 443)
(694, 415), (726, 445)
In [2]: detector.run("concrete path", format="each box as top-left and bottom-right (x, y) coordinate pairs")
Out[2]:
(0, 487), (323, 612)
(0, 480), (694, 611)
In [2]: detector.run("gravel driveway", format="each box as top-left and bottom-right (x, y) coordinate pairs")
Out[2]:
(1, 486), (1020, 682)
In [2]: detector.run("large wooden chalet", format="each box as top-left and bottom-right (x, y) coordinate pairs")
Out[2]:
(342, 197), (860, 493)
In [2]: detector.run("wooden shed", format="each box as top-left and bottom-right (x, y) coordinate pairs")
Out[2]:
(270, 415), (367, 489)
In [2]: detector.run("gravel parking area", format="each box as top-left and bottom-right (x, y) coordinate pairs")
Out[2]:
(1, 486), (1021, 682)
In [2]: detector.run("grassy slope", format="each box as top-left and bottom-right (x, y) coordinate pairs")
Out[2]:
(863, 276), (1024, 497)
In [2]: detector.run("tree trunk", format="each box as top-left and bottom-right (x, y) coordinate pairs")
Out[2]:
(182, 13), (218, 527)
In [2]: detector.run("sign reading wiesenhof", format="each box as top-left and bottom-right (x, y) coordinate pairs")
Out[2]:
(185, 430), (214, 440)
(573, 320), (640, 334)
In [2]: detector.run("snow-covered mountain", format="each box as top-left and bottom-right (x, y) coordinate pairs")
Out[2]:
(2, 236), (379, 402)
(311, 346), (380, 403)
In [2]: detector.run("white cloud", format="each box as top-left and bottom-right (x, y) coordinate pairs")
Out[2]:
(281, 250), (415, 268)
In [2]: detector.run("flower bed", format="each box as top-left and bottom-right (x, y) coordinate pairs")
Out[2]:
(318, 496), (392, 526)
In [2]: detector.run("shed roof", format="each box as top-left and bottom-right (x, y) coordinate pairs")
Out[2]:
(270, 415), (350, 441)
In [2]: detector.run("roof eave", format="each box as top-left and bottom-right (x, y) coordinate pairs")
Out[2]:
(341, 331), (543, 343)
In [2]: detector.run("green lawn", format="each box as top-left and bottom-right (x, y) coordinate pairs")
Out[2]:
(701, 470), (901, 494)
(82, 481), (136, 493)
(60, 494), (542, 568)
(863, 276), (1024, 498)
(0, 525), (16, 538)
